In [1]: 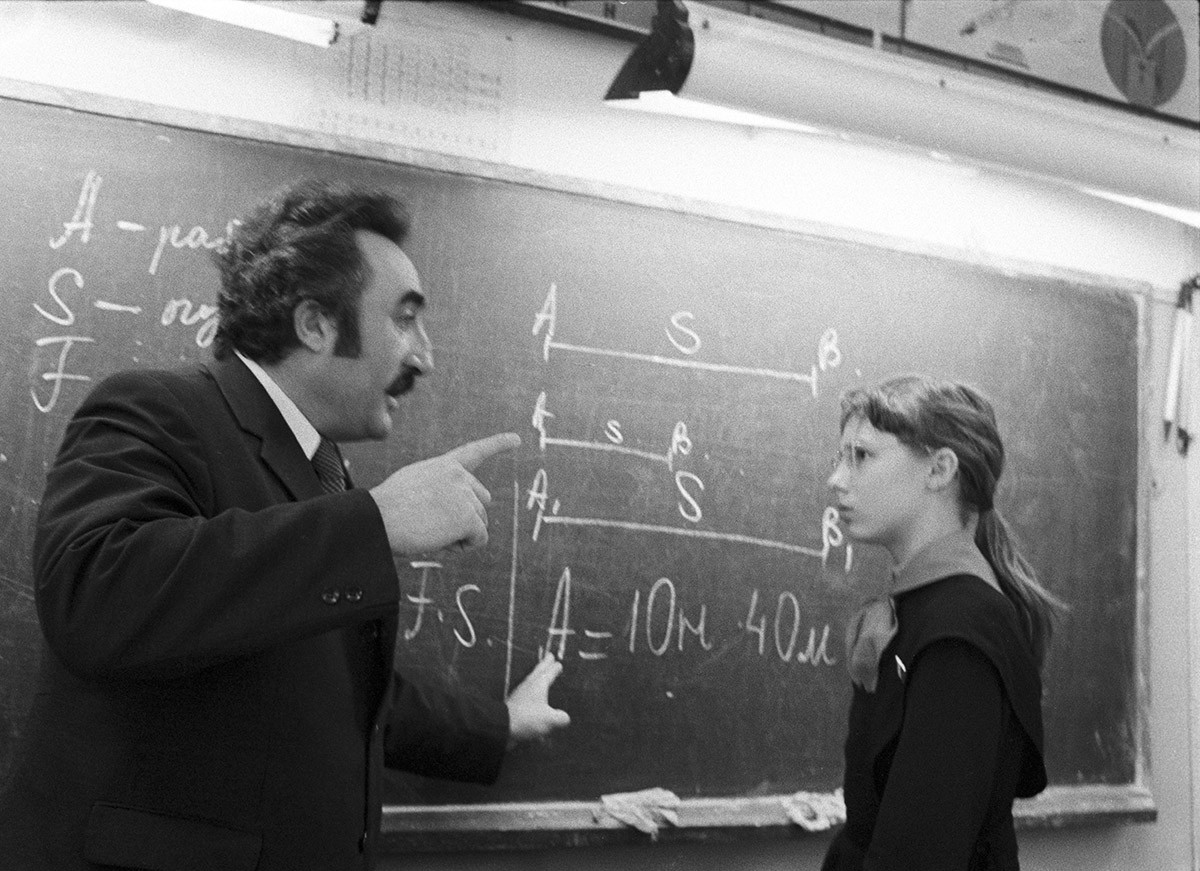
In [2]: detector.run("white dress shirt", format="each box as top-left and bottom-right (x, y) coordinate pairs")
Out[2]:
(235, 351), (322, 461)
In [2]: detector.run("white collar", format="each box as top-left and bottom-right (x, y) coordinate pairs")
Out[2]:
(234, 351), (322, 460)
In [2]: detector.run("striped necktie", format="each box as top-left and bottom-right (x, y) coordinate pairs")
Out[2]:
(312, 438), (347, 494)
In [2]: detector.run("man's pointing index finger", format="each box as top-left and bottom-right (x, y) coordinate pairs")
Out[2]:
(446, 432), (521, 472)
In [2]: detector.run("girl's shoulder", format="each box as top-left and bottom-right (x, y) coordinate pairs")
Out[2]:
(898, 574), (1018, 639)
(894, 575), (1047, 794)
(895, 575), (1036, 692)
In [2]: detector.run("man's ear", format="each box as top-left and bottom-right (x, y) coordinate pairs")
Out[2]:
(927, 447), (959, 492)
(293, 299), (337, 353)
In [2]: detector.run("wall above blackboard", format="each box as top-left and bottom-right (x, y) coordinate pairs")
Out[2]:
(0, 95), (1152, 849)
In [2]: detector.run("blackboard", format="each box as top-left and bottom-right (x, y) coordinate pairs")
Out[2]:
(0, 96), (1151, 848)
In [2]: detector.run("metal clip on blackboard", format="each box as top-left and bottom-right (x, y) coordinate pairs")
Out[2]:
(1163, 275), (1200, 454)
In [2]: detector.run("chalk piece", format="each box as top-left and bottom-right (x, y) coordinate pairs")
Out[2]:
(1163, 305), (1189, 429)
(1185, 309), (1200, 453)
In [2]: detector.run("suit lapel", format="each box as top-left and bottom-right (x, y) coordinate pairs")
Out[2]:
(206, 356), (324, 502)
(208, 357), (395, 692)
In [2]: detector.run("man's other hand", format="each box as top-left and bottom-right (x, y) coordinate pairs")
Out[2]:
(506, 653), (571, 748)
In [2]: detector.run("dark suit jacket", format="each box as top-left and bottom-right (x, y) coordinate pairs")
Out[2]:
(0, 357), (508, 871)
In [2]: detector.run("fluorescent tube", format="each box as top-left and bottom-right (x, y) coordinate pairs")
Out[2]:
(145, 0), (340, 47)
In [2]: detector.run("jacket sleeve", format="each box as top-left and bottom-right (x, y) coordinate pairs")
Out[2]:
(864, 639), (1004, 871)
(33, 371), (399, 681)
(383, 672), (509, 783)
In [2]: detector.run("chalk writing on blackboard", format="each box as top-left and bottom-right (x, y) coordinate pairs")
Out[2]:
(48, 169), (101, 249)
(529, 281), (853, 562)
(402, 560), (839, 669)
(533, 282), (844, 396)
(395, 276), (857, 707)
(31, 172), (227, 412)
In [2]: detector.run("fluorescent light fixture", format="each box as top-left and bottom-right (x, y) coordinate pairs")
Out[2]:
(145, 0), (340, 47)
(607, 1), (1200, 214)
(607, 89), (823, 134)
(1082, 188), (1200, 230)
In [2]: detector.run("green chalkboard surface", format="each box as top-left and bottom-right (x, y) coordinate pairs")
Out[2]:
(0, 96), (1148, 846)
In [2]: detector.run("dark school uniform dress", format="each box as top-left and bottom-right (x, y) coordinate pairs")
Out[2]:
(823, 532), (1047, 871)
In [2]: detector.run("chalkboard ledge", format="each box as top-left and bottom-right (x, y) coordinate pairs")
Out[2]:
(380, 785), (1156, 851)
(1013, 784), (1157, 828)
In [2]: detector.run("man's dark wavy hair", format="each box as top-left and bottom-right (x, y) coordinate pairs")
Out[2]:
(212, 179), (410, 363)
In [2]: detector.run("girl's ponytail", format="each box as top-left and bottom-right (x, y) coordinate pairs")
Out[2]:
(976, 508), (1065, 667)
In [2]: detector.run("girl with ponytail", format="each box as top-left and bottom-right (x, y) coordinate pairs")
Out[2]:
(821, 375), (1061, 871)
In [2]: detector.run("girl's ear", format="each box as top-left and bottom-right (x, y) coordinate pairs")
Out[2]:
(926, 447), (959, 492)
(293, 299), (337, 353)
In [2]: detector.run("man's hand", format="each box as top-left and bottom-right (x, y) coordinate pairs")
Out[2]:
(369, 432), (519, 555)
(506, 653), (570, 748)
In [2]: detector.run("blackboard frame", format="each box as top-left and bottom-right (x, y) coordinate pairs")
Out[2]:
(0, 78), (1156, 847)
(378, 784), (1158, 851)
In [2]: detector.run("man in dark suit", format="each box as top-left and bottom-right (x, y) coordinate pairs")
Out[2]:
(0, 180), (570, 870)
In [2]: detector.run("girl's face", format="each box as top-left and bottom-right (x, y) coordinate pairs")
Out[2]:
(827, 415), (933, 558)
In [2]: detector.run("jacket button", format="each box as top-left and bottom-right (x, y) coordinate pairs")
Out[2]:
(321, 588), (340, 605)
(345, 588), (363, 602)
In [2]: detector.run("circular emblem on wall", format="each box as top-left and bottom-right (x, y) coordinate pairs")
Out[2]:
(1100, 0), (1187, 108)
